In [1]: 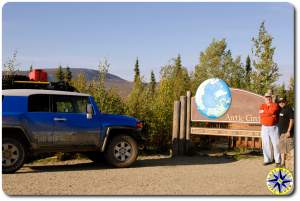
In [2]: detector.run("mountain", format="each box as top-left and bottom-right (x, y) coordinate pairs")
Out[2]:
(15, 68), (133, 97)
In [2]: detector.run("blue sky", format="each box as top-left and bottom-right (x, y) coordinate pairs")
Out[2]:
(2, 2), (294, 84)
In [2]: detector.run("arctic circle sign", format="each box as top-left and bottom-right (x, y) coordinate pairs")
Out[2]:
(191, 87), (265, 124)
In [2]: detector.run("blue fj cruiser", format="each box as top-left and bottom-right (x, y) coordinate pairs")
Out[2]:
(2, 89), (143, 173)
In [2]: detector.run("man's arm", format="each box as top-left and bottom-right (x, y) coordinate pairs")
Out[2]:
(286, 119), (294, 138)
(286, 108), (294, 138)
(260, 104), (279, 117)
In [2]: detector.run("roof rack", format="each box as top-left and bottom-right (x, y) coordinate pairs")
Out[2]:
(3, 79), (78, 92)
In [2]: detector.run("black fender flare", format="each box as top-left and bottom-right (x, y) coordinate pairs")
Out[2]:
(100, 126), (140, 152)
(2, 126), (33, 148)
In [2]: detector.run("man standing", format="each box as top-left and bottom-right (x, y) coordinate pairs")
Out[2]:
(259, 90), (280, 166)
(278, 97), (294, 170)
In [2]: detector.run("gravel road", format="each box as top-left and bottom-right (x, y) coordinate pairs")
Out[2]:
(2, 155), (275, 195)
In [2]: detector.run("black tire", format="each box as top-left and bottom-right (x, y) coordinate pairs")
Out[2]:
(85, 152), (105, 163)
(105, 135), (138, 168)
(2, 138), (26, 174)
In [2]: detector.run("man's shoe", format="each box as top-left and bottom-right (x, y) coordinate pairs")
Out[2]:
(263, 162), (272, 166)
(275, 163), (281, 168)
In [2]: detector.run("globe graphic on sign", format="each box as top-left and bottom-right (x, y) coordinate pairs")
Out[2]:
(195, 78), (232, 119)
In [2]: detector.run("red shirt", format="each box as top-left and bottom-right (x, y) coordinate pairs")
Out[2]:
(259, 103), (279, 126)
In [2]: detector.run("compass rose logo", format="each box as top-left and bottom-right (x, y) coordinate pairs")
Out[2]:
(266, 168), (294, 195)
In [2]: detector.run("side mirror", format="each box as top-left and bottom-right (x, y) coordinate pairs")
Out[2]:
(86, 104), (93, 119)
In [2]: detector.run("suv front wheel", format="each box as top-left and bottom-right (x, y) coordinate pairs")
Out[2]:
(105, 135), (138, 168)
(2, 138), (26, 174)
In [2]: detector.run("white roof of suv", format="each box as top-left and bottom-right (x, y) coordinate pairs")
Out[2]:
(2, 89), (90, 97)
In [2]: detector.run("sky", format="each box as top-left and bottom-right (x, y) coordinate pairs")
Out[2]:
(2, 2), (294, 85)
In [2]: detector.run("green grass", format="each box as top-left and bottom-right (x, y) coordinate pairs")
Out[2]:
(29, 153), (88, 164)
(29, 156), (58, 164)
(224, 148), (262, 160)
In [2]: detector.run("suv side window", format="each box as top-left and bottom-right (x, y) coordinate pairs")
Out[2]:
(74, 96), (90, 113)
(28, 95), (50, 112)
(52, 95), (89, 113)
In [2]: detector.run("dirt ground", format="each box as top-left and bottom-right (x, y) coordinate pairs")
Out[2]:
(2, 155), (276, 195)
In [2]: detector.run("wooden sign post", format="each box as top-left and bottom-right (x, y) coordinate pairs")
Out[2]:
(179, 96), (187, 155)
(185, 91), (192, 153)
(172, 101), (180, 156)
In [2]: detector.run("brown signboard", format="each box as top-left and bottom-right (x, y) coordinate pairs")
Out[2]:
(191, 88), (265, 124)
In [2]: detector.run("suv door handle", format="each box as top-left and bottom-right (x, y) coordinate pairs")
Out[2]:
(54, 117), (67, 122)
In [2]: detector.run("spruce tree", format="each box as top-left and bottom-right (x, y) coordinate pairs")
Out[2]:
(29, 65), (33, 72)
(150, 70), (156, 94)
(127, 58), (144, 117)
(64, 66), (72, 83)
(134, 58), (140, 83)
(55, 65), (64, 82)
(245, 55), (251, 88)
(175, 55), (182, 71)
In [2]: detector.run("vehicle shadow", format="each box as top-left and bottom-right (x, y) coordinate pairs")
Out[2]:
(15, 155), (237, 174)
(135, 155), (236, 168)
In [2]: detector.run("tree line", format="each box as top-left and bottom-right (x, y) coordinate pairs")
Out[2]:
(3, 22), (295, 152)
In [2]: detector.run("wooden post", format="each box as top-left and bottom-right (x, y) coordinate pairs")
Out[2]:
(179, 96), (187, 155)
(172, 101), (180, 157)
(185, 91), (191, 153)
(237, 137), (241, 147)
(258, 138), (262, 149)
(229, 136), (234, 148)
(251, 137), (255, 149)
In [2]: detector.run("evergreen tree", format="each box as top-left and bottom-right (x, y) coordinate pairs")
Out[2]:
(134, 58), (140, 83)
(29, 65), (33, 72)
(245, 55), (251, 88)
(172, 55), (190, 97)
(174, 55), (182, 70)
(55, 65), (64, 82)
(251, 21), (279, 95)
(127, 57), (146, 118)
(64, 66), (72, 83)
(150, 70), (156, 94)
